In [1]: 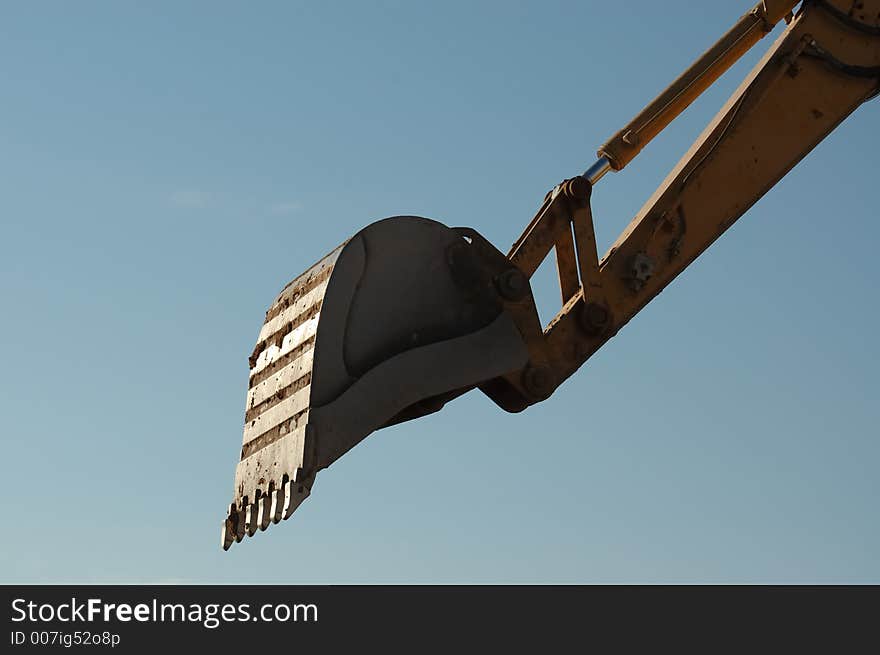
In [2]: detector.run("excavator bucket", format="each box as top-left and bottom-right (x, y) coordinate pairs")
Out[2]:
(222, 216), (532, 549)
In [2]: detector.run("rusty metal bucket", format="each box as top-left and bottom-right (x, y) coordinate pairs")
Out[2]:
(222, 216), (530, 549)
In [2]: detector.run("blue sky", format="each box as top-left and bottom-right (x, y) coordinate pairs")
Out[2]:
(1, 1), (877, 583)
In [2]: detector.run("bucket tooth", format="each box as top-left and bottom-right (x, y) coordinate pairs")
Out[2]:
(283, 477), (314, 520)
(221, 506), (237, 550)
(245, 503), (258, 537)
(258, 487), (273, 531)
(234, 506), (246, 543)
(271, 485), (286, 524)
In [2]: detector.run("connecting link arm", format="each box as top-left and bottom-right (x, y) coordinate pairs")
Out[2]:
(492, 0), (879, 411)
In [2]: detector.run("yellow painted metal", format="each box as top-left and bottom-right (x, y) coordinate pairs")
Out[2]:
(505, 0), (880, 401)
(599, 0), (800, 171)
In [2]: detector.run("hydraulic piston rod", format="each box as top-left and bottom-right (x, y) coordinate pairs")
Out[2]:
(592, 0), (798, 175)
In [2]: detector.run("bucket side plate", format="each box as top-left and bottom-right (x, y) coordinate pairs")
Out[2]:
(223, 246), (342, 549)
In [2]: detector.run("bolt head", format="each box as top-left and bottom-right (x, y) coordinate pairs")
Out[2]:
(579, 301), (610, 336)
(496, 268), (528, 301)
(522, 365), (553, 400)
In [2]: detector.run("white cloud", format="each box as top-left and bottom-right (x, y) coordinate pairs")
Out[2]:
(170, 189), (213, 209)
(269, 201), (303, 215)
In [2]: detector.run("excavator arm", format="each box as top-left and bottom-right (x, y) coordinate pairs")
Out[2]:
(223, 0), (879, 549)
(486, 0), (880, 408)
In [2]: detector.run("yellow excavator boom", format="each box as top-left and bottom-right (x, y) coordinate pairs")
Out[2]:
(223, 0), (879, 549)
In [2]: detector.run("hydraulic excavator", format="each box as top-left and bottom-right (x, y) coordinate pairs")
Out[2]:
(222, 0), (879, 549)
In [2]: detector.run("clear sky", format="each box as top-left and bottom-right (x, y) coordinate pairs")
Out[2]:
(2, 1), (877, 583)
